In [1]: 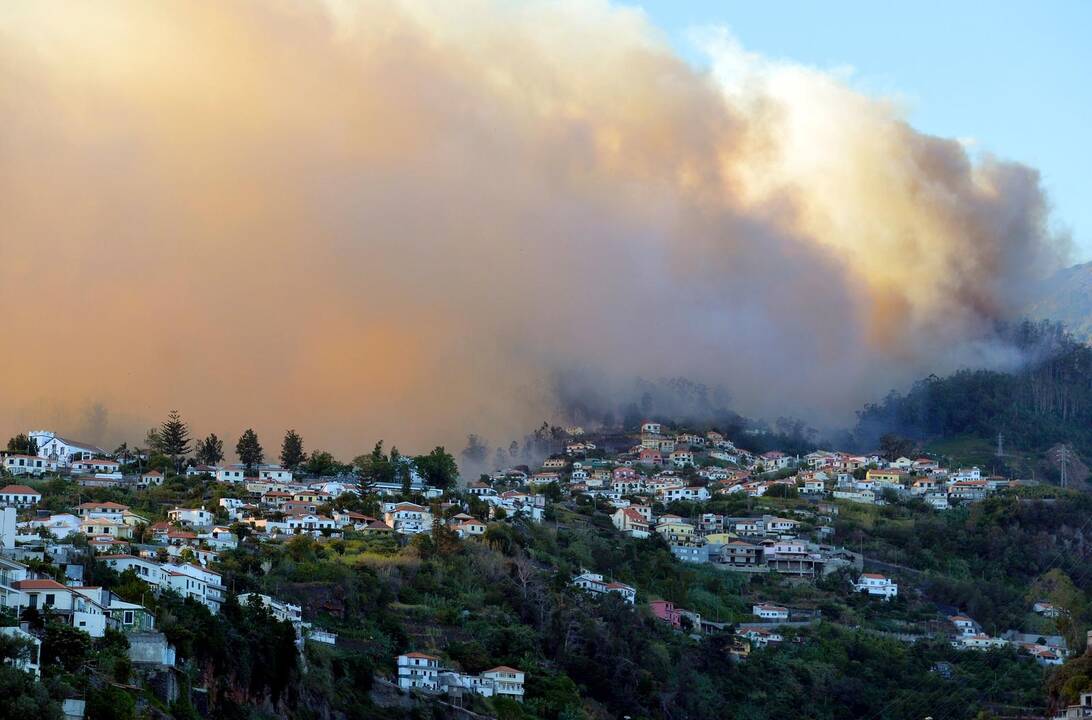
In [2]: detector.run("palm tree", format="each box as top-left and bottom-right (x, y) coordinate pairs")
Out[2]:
(131, 446), (146, 474)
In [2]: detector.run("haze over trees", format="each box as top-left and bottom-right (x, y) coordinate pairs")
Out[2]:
(460, 434), (488, 466)
(854, 320), (1092, 456)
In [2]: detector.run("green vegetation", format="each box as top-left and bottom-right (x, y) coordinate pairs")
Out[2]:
(9, 414), (1092, 718)
(855, 320), (1092, 468)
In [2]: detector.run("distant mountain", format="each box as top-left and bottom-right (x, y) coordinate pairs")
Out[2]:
(1026, 261), (1092, 342)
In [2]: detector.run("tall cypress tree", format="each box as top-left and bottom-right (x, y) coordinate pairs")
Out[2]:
(280, 430), (305, 470)
(236, 429), (264, 474)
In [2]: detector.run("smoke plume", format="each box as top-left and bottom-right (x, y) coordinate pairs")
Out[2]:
(0, 0), (1067, 456)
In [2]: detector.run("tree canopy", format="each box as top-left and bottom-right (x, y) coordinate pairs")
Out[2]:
(236, 429), (263, 472)
(414, 447), (458, 490)
(280, 430), (305, 469)
(196, 433), (225, 466)
(5, 433), (38, 455)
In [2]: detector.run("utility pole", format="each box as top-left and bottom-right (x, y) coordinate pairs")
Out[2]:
(1059, 445), (1069, 490)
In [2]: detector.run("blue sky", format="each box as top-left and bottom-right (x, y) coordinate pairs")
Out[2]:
(634, 1), (1091, 262)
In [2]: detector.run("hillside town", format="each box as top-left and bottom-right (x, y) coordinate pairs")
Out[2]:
(0, 418), (1086, 719)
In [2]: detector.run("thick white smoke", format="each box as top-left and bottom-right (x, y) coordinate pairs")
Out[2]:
(0, 0), (1067, 455)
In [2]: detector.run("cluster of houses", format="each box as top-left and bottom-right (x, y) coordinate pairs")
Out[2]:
(1, 555), (155, 649)
(497, 420), (1017, 514)
(814, 462), (1010, 509)
(396, 652), (524, 702)
(946, 607), (1070, 665)
(609, 503), (859, 579)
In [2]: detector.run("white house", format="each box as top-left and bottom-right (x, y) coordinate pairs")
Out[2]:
(949, 615), (979, 637)
(383, 503), (432, 535)
(100, 555), (224, 613)
(466, 480), (496, 497)
(2, 455), (50, 478)
(453, 519), (486, 538)
(759, 451), (793, 471)
(162, 562), (225, 612)
(265, 513), (337, 536)
(612, 507), (651, 538)
(670, 450), (695, 468)
(396, 654), (524, 701)
(138, 471), (164, 488)
(738, 626), (783, 648)
(75, 501), (129, 521)
(71, 458), (121, 475)
(237, 592), (336, 646)
(0, 625), (41, 678)
(167, 507), (214, 529)
(950, 467), (982, 483)
(953, 633), (1006, 651)
(0, 484), (41, 508)
(20, 513), (81, 540)
(13, 578), (108, 637)
(28, 431), (107, 467)
(397, 652), (441, 691)
(852, 573), (898, 599)
(259, 466), (294, 483)
(572, 572), (637, 604)
(752, 603), (790, 621)
(216, 465), (247, 483)
(660, 486), (710, 503)
(482, 666), (525, 700)
(1034, 601), (1064, 618)
(925, 493), (951, 511)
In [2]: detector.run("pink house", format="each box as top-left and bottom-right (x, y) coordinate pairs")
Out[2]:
(650, 600), (684, 628)
(649, 600), (702, 631)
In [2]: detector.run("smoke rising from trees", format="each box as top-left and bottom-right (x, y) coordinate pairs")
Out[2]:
(0, 1), (1067, 455)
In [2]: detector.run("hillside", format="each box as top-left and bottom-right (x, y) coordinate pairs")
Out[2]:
(852, 319), (1092, 474)
(1027, 261), (1092, 343)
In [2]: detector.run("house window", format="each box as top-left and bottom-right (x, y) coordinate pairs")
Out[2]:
(124, 611), (134, 624)
(45, 593), (56, 607)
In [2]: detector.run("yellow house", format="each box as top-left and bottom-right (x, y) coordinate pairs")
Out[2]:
(656, 521), (696, 545)
(80, 518), (134, 540)
(866, 468), (907, 485)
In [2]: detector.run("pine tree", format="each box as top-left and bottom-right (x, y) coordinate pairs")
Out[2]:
(280, 430), (305, 469)
(236, 429), (263, 474)
(196, 434), (225, 466)
(6, 434), (38, 455)
(159, 410), (191, 473)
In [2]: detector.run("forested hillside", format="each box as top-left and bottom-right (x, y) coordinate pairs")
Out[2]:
(854, 320), (1092, 461)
